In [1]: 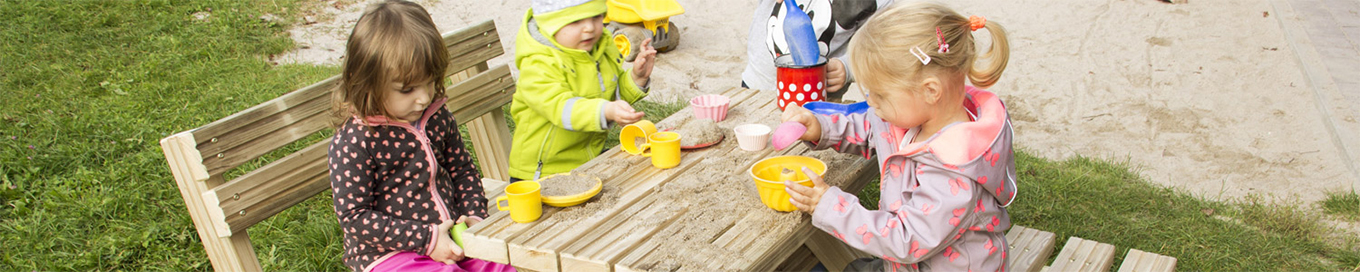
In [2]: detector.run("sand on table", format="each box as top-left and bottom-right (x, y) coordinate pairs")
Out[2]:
(539, 173), (599, 197)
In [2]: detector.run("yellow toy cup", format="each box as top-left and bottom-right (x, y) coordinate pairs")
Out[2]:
(620, 120), (658, 155)
(495, 181), (543, 223)
(749, 156), (827, 212)
(639, 131), (682, 169)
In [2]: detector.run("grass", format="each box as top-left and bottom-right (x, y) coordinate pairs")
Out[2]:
(978, 152), (1358, 271)
(0, 0), (337, 270)
(1323, 192), (1360, 221)
(1, 1), (1357, 271)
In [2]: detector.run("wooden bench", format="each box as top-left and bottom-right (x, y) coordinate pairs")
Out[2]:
(776, 224), (1175, 272)
(159, 19), (513, 272)
(1009, 225), (1059, 272)
(1006, 227), (1176, 272)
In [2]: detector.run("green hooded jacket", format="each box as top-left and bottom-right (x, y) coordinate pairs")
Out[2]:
(510, 5), (647, 180)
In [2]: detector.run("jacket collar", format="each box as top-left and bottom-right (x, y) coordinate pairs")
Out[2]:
(359, 97), (448, 127)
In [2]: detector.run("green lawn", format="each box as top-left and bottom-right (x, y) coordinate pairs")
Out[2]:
(1, 1), (1357, 271)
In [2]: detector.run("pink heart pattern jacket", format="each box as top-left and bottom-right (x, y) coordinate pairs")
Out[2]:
(807, 86), (1018, 272)
(327, 97), (489, 272)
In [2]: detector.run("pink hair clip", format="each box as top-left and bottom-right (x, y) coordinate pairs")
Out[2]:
(910, 47), (931, 65)
(936, 27), (949, 53)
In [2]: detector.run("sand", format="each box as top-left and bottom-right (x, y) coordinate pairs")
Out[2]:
(539, 173), (597, 197)
(279, 0), (1360, 206)
(674, 118), (724, 147)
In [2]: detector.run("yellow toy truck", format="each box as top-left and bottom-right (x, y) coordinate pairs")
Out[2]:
(605, 0), (684, 61)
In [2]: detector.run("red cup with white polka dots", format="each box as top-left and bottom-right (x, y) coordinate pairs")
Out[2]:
(774, 54), (828, 111)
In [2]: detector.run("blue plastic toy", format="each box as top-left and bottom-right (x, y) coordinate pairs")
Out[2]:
(802, 101), (869, 115)
(782, 0), (819, 66)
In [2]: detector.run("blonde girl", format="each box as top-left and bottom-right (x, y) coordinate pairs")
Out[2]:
(781, 2), (1018, 271)
(327, 1), (515, 271)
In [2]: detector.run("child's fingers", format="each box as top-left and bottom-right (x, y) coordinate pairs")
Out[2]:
(780, 103), (808, 123)
(825, 59), (846, 91)
(785, 181), (812, 201)
(615, 100), (638, 113)
(465, 216), (483, 227)
(804, 167), (829, 189)
(450, 243), (466, 262)
(785, 183), (814, 212)
(437, 220), (455, 231)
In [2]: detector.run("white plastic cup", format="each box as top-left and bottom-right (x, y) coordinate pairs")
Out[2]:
(734, 124), (772, 151)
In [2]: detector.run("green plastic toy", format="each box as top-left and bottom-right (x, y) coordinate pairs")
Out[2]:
(450, 222), (468, 248)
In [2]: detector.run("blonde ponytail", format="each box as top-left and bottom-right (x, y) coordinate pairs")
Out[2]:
(968, 21), (1009, 89)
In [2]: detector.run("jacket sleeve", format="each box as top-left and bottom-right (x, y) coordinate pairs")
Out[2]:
(617, 68), (648, 104)
(809, 161), (976, 263)
(517, 55), (611, 132)
(328, 123), (437, 255)
(807, 111), (876, 159)
(436, 112), (489, 219)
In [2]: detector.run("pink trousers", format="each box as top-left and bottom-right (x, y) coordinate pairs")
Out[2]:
(370, 252), (516, 272)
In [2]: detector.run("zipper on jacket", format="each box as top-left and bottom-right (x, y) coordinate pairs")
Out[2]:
(533, 127), (557, 181)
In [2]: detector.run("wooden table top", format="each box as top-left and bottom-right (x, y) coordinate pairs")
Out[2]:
(464, 87), (876, 272)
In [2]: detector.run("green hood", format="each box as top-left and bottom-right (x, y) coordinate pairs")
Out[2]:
(532, 0), (605, 38)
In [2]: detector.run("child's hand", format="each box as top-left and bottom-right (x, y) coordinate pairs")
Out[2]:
(456, 215), (483, 227)
(780, 103), (822, 143)
(605, 100), (645, 125)
(630, 38), (657, 88)
(430, 220), (466, 264)
(786, 167), (830, 214)
(825, 59), (847, 93)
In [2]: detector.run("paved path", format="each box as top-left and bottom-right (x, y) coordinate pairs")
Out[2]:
(1276, 0), (1360, 192)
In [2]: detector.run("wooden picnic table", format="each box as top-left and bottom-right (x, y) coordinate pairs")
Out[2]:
(464, 86), (878, 272)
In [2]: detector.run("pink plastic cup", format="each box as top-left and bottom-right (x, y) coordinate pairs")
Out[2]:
(690, 94), (731, 122)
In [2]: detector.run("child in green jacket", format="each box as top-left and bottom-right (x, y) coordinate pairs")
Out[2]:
(510, 0), (657, 181)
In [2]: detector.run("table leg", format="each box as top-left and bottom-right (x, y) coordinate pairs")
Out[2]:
(804, 229), (871, 272)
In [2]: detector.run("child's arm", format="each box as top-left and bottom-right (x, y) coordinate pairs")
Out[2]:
(518, 55), (630, 131)
(436, 112), (488, 219)
(808, 162), (978, 264)
(781, 103), (875, 158)
(327, 125), (443, 255)
(611, 40), (651, 105)
(628, 38), (657, 91)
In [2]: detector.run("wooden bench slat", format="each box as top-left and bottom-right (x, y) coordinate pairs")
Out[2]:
(441, 20), (502, 74)
(1048, 236), (1117, 272)
(192, 77), (336, 176)
(201, 140), (330, 237)
(447, 64), (515, 125)
(203, 112), (330, 176)
(1007, 225), (1058, 272)
(448, 44), (504, 77)
(1116, 249), (1177, 272)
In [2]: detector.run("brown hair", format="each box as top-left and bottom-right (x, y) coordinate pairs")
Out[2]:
(333, 0), (448, 124)
(847, 2), (1009, 94)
